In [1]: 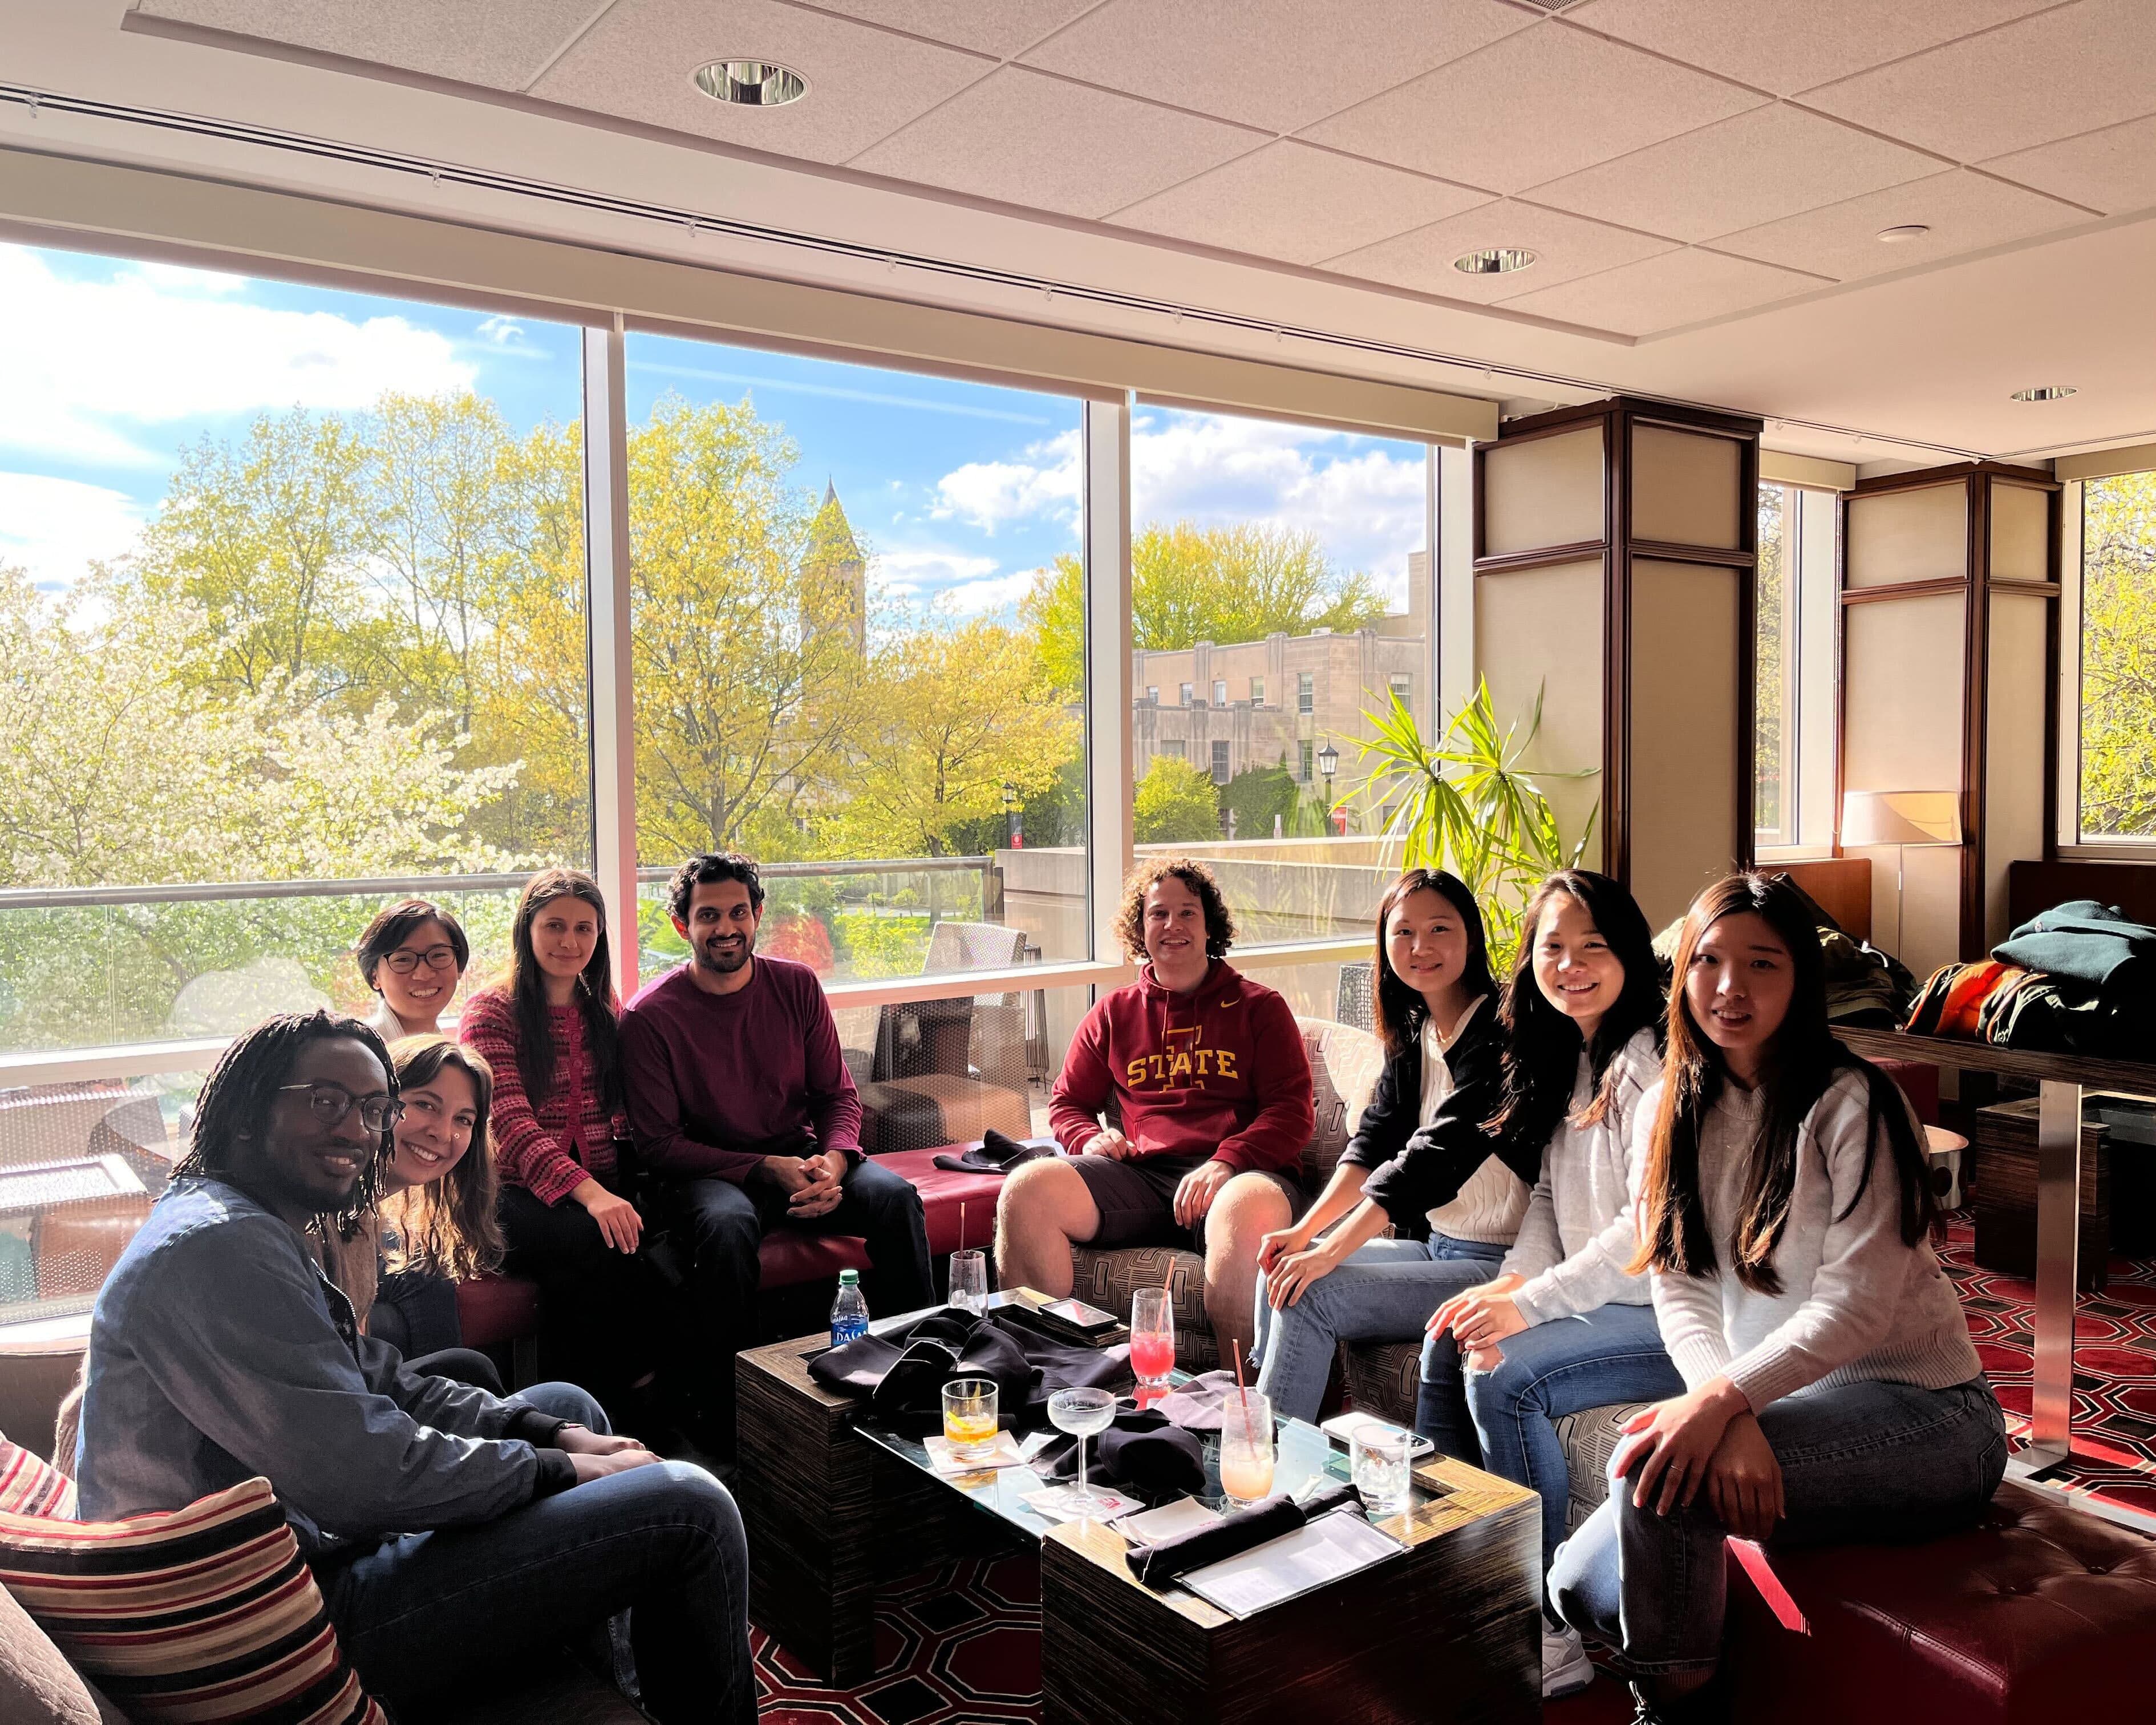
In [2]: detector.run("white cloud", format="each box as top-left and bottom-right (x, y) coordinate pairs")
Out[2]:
(475, 315), (532, 349)
(933, 427), (1081, 534)
(923, 411), (1427, 604)
(0, 244), (476, 468)
(941, 569), (1042, 617)
(873, 548), (999, 589)
(0, 471), (147, 589)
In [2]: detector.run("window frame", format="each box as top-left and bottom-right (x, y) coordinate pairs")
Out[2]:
(2057, 475), (2156, 857)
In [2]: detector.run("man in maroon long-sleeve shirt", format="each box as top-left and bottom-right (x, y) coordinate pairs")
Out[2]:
(620, 854), (931, 1452)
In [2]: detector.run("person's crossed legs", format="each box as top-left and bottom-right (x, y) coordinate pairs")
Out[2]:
(315, 1382), (753, 1725)
(995, 1152), (1295, 1358)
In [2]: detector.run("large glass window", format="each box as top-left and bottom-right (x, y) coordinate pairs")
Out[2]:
(1754, 481), (1797, 843)
(0, 242), (589, 1052)
(2077, 471), (2156, 842)
(1122, 404), (1430, 946)
(620, 333), (1088, 985)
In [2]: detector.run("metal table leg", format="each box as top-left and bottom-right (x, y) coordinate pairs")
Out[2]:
(2012, 1077), (2082, 1479)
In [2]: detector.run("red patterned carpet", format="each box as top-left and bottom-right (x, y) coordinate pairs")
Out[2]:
(751, 1218), (2156, 1723)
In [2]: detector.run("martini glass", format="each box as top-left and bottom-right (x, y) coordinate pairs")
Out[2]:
(1046, 1386), (1118, 1517)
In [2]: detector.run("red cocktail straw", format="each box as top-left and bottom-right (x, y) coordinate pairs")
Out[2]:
(1233, 1342), (1250, 1416)
(958, 1201), (965, 1252)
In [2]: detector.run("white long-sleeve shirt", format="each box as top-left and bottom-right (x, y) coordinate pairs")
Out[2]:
(1418, 999), (1528, 1245)
(1501, 1028), (1661, 1325)
(1649, 1070), (1982, 1411)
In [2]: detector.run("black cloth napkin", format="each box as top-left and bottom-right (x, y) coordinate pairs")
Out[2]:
(1036, 1405), (1206, 1497)
(807, 1308), (1126, 1435)
(932, 1130), (1063, 1175)
(1124, 1482), (1364, 1589)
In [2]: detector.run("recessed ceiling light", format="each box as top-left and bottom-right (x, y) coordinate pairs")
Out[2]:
(1875, 224), (1930, 244)
(694, 60), (807, 107)
(2009, 385), (2077, 403)
(1453, 248), (1537, 276)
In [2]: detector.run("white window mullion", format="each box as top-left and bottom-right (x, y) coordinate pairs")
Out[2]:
(582, 318), (639, 1001)
(1084, 396), (1134, 968)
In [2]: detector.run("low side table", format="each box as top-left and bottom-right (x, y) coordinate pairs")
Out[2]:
(1039, 1450), (1540, 1725)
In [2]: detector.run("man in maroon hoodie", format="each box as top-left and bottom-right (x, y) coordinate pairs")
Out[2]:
(997, 857), (1314, 1359)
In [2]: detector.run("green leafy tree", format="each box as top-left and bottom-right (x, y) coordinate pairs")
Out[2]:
(1024, 521), (1393, 693)
(1133, 755), (1221, 844)
(2080, 472), (2156, 837)
(1219, 758), (1299, 840)
(1754, 484), (1786, 832)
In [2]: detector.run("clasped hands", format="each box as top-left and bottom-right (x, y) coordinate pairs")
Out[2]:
(1426, 1273), (1529, 1371)
(763, 1147), (849, 1219)
(557, 1422), (662, 1485)
(1612, 1378), (1785, 1541)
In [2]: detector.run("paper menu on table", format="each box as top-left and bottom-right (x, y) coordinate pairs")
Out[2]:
(1177, 1510), (1403, 1618)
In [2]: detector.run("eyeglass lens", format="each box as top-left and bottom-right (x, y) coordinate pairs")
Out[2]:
(386, 946), (459, 974)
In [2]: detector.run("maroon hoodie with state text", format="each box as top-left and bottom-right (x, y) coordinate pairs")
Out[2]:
(1048, 961), (1314, 1175)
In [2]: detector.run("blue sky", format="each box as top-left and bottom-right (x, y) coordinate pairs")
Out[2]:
(2, 239), (1430, 622)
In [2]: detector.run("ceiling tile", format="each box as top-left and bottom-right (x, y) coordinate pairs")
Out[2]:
(135, 0), (604, 90)
(1301, 23), (1765, 195)
(1713, 169), (2089, 281)
(1985, 114), (2156, 216)
(1802, 0), (2156, 161)
(528, 0), (994, 165)
(1527, 104), (1941, 242)
(801, 0), (1101, 60)
(850, 67), (1265, 217)
(1019, 0), (1534, 133)
(1320, 200), (1676, 300)
(1563, 0), (2061, 97)
(1108, 144), (1491, 265)
(1494, 247), (1828, 335)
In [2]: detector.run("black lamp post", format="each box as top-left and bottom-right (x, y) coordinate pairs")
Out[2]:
(1316, 742), (1341, 835)
(1002, 781), (1022, 849)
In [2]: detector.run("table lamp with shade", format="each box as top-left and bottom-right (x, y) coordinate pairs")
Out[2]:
(1839, 789), (1962, 962)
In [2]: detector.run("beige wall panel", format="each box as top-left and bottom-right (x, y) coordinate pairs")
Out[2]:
(1989, 484), (2051, 585)
(1630, 426), (1743, 550)
(1628, 560), (1742, 929)
(1843, 593), (1967, 795)
(1844, 590), (1967, 973)
(1984, 592), (2050, 946)
(1475, 558), (1604, 869)
(1482, 428), (1605, 558)
(1845, 483), (1968, 589)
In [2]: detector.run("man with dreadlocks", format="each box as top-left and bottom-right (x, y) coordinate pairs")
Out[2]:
(74, 1010), (753, 1725)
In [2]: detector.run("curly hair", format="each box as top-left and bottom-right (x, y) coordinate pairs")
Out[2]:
(1113, 856), (1237, 964)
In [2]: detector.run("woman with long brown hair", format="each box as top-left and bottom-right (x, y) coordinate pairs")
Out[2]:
(460, 869), (663, 1419)
(1548, 873), (2003, 1723)
(1251, 867), (1518, 1426)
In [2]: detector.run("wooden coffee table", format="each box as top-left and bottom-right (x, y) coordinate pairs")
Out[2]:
(736, 1295), (1539, 1722)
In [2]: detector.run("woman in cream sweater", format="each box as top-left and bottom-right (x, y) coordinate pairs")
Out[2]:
(1549, 872), (2004, 1723)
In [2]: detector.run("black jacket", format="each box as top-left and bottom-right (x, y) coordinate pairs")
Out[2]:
(1340, 1001), (1537, 1230)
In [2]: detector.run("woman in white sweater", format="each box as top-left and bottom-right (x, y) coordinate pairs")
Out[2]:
(1548, 873), (2004, 1724)
(1421, 869), (1680, 1700)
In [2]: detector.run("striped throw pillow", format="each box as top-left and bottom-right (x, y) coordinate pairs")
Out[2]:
(0, 1438), (75, 1519)
(0, 1473), (386, 1725)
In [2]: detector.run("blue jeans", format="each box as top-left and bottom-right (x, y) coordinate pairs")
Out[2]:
(1252, 1233), (1507, 1428)
(314, 1383), (754, 1725)
(1549, 1376), (2007, 1675)
(1462, 1302), (1685, 1587)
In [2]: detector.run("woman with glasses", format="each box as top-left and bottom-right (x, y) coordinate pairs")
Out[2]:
(356, 899), (471, 1040)
(461, 870), (667, 1431)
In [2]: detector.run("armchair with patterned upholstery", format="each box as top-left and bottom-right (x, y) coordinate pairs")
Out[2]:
(1066, 1015), (1387, 1372)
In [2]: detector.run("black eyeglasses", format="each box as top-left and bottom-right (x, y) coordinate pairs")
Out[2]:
(277, 1082), (402, 1134)
(384, 945), (460, 975)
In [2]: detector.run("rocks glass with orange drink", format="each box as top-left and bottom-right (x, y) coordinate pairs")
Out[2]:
(942, 1378), (999, 1461)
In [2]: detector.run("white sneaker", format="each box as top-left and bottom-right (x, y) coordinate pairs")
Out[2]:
(1543, 1621), (1594, 1699)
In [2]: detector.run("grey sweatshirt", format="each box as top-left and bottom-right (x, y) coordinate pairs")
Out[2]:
(1501, 1028), (1661, 1326)
(1650, 1070), (1982, 1411)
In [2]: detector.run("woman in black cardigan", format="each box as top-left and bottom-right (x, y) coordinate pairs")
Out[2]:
(1251, 869), (1543, 1434)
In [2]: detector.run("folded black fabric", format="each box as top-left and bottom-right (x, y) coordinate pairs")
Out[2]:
(1125, 1482), (1364, 1588)
(1037, 1406), (1205, 1496)
(931, 1130), (1063, 1175)
(807, 1308), (1126, 1435)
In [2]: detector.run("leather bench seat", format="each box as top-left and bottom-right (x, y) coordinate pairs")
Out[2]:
(1727, 1479), (2156, 1725)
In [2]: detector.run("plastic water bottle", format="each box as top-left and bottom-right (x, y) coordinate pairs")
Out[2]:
(829, 1268), (870, 1346)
